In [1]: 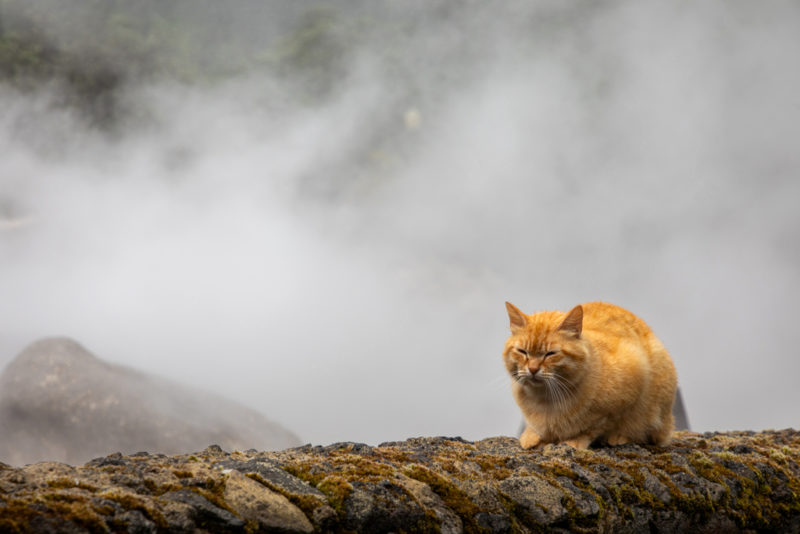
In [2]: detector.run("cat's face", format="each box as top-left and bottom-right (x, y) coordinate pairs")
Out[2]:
(503, 303), (589, 399)
(504, 330), (585, 387)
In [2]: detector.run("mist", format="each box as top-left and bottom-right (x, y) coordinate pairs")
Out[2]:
(1, 0), (799, 446)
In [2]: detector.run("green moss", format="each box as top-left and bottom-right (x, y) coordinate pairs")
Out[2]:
(90, 499), (116, 516)
(559, 478), (608, 529)
(0, 492), (110, 534)
(614, 451), (645, 460)
(282, 462), (315, 482)
(711, 451), (739, 462)
(541, 461), (580, 481)
(689, 451), (717, 471)
(141, 472), (182, 496)
(651, 454), (690, 475)
(39, 493), (107, 534)
(99, 489), (167, 529)
(184, 475), (243, 519)
(471, 454), (512, 480)
(0, 497), (46, 533)
(374, 447), (413, 465)
(316, 475), (353, 515)
(45, 477), (98, 492)
(4, 432), (800, 532)
(412, 510), (444, 534)
(284, 452), (398, 487)
(572, 453), (639, 518)
(571, 449), (731, 524)
(654, 443), (800, 530)
(244, 472), (325, 519)
(403, 464), (488, 534)
(535, 459), (612, 529)
(99, 489), (144, 510)
(561, 501), (601, 532)
(768, 450), (788, 464)
(495, 492), (547, 534)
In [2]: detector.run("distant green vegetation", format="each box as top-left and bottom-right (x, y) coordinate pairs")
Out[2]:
(0, 0), (581, 130)
(0, 0), (383, 124)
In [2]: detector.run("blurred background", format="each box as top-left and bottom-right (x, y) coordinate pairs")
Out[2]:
(1, 0), (798, 449)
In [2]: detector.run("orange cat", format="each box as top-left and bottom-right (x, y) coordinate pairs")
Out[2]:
(503, 301), (677, 449)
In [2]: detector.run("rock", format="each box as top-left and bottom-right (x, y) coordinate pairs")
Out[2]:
(673, 387), (690, 430)
(498, 475), (568, 524)
(162, 489), (246, 531)
(639, 466), (671, 505)
(0, 337), (301, 465)
(399, 476), (464, 534)
(222, 470), (314, 533)
(115, 510), (156, 534)
(343, 480), (434, 532)
(216, 458), (325, 499)
(0, 430), (799, 532)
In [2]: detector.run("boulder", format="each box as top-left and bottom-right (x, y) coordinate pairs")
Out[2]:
(1, 430), (799, 532)
(0, 337), (300, 465)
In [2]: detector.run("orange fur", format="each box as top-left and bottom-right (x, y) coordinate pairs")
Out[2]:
(503, 301), (677, 449)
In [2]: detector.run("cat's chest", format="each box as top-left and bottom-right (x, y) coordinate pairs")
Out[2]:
(520, 392), (590, 439)
(533, 413), (583, 441)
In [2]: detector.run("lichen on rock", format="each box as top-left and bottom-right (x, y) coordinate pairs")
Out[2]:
(1, 430), (799, 533)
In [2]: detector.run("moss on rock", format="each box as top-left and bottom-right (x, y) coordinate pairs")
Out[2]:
(1, 430), (799, 533)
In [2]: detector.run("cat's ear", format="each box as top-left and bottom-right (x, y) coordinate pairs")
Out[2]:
(558, 305), (583, 336)
(505, 302), (527, 332)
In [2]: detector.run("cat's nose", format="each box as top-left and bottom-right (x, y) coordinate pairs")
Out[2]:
(527, 364), (540, 377)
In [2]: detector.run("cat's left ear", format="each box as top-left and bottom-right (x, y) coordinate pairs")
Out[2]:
(505, 302), (527, 333)
(558, 305), (583, 336)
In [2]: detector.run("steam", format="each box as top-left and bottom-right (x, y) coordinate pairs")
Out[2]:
(1, 0), (799, 445)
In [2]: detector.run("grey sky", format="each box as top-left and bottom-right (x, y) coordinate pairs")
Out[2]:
(1, 0), (798, 446)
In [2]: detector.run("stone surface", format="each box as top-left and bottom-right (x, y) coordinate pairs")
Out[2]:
(673, 387), (690, 430)
(0, 337), (301, 465)
(222, 469), (314, 533)
(162, 489), (246, 531)
(0, 430), (799, 533)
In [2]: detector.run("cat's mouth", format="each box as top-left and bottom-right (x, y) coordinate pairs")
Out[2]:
(513, 369), (546, 387)
(518, 373), (544, 386)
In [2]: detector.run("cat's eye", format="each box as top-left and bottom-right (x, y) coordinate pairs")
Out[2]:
(515, 347), (528, 356)
(544, 350), (558, 358)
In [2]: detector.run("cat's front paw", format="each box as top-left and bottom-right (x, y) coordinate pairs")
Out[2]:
(564, 435), (593, 449)
(520, 427), (542, 449)
(607, 434), (631, 446)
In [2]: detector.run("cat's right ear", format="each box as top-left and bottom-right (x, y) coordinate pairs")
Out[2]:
(505, 302), (527, 333)
(558, 305), (583, 337)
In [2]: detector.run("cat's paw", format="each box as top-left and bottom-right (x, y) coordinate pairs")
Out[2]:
(607, 434), (631, 446)
(564, 435), (592, 449)
(520, 427), (542, 449)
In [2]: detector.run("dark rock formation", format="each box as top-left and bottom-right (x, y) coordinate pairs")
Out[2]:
(673, 387), (690, 431)
(0, 338), (300, 465)
(1, 430), (799, 533)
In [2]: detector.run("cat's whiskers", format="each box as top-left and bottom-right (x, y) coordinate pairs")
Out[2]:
(549, 372), (577, 395)
(552, 383), (570, 412)
(485, 373), (513, 391)
(513, 370), (529, 385)
(552, 379), (569, 411)
(541, 376), (557, 405)
(540, 371), (575, 411)
(542, 377), (563, 411)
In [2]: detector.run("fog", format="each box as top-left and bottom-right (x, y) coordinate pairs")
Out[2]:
(1, 0), (799, 446)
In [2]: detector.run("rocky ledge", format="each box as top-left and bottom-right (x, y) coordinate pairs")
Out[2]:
(1, 430), (799, 533)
